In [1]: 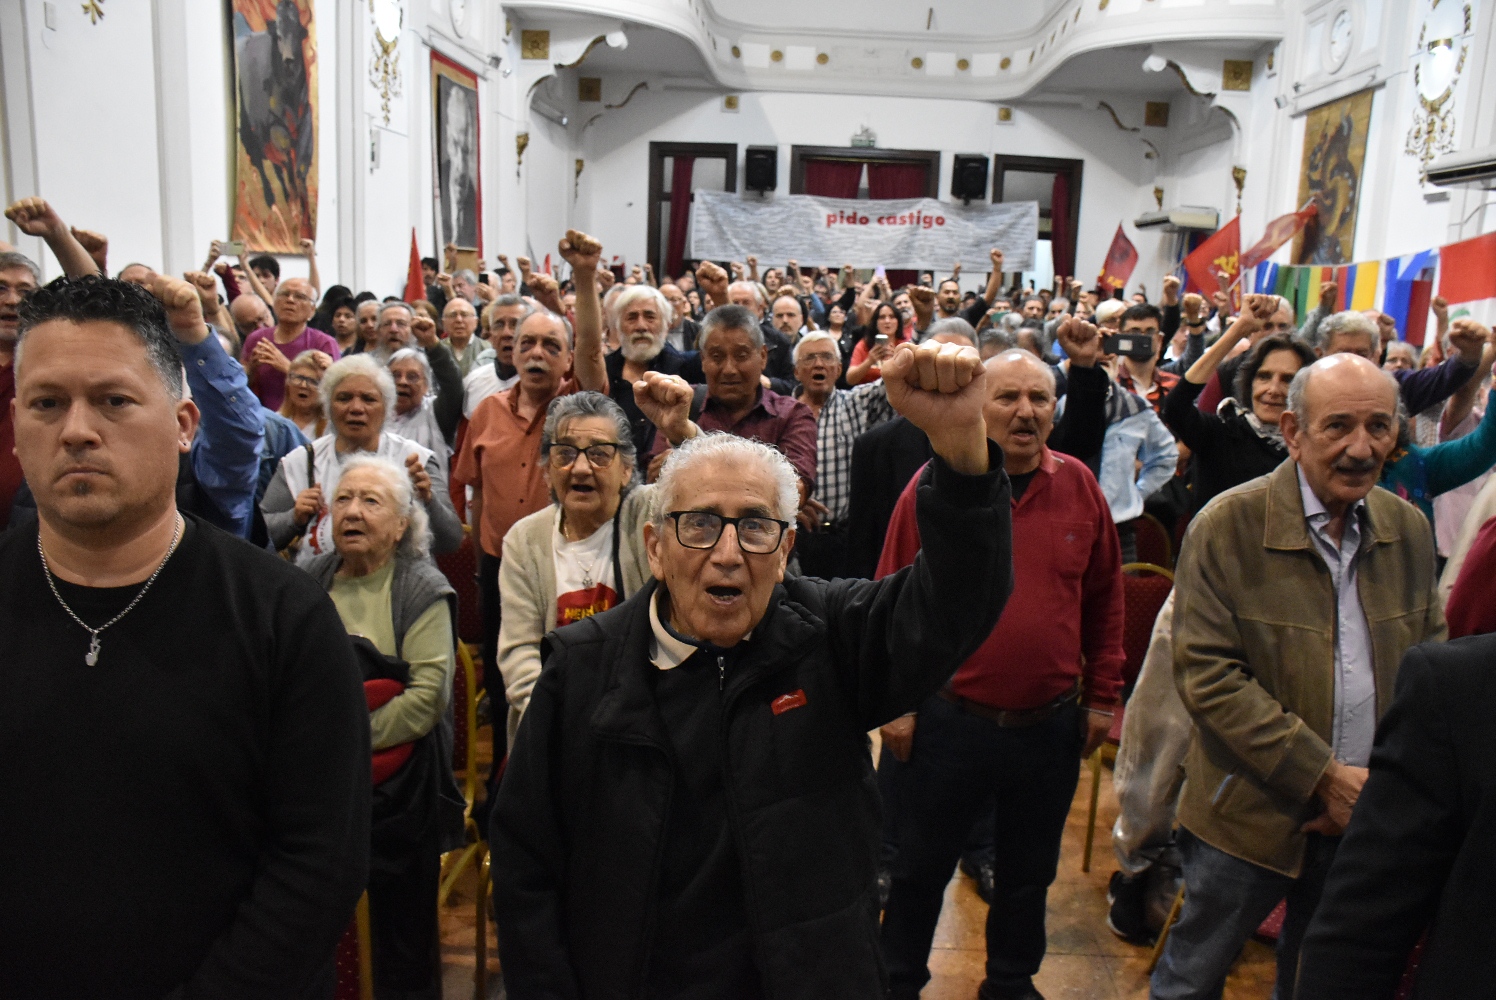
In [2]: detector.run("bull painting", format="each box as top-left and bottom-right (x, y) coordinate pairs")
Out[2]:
(232, 0), (318, 252)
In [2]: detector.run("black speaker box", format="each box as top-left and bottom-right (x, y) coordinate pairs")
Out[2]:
(952, 155), (990, 202)
(745, 146), (778, 192)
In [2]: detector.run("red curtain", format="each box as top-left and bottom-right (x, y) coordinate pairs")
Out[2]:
(868, 162), (929, 288)
(665, 156), (695, 278)
(1050, 172), (1075, 282)
(802, 158), (863, 198)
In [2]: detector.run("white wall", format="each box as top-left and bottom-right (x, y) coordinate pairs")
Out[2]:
(572, 84), (1183, 290)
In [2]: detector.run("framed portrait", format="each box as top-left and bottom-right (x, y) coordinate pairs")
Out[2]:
(230, 0), (319, 252)
(432, 51), (482, 254)
(1292, 89), (1374, 266)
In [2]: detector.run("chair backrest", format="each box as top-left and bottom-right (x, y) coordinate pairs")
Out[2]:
(333, 893), (373, 1000)
(452, 642), (481, 809)
(1119, 562), (1174, 688)
(435, 529), (483, 644)
(1135, 512), (1173, 569)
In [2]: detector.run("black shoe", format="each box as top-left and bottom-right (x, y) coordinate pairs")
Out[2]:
(959, 856), (996, 904)
(877, 867), (892, 910)
(977, 980), (1044, 1000)
(1106, 870), (1155, 945)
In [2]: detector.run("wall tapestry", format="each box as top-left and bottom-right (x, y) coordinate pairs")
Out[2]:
(432, 51), (482, 253)
(231, 0), (319, 252)
(1293, 89), (1373, 266)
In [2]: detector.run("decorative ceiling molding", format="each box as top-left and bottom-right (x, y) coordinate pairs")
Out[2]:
(505, 0), (1286, 102)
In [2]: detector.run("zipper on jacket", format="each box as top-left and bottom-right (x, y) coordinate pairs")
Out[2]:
(718, 654), (726, 691)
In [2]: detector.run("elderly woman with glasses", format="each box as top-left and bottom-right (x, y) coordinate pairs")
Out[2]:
(260, 354), (463, 564)
(491, 343), (1017, 1000)
(278, 349), (332, 439)
(386, 313), (465, 474)
(496, 391), (654, 748)
(304, 455), (465, 1000)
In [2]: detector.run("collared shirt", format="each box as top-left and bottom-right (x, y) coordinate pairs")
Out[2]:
(796, 382), (895, 524)
(1116, 365), (1179, 418)
(604, 344), (692, 455)
(441, 335), (489, 378)
(646, 387), (819, 496)
(1297, 465), (1377, 767)
(650, 590), (698, 671)
(454, 380), (578, 557)
(462, 359), (519, 418)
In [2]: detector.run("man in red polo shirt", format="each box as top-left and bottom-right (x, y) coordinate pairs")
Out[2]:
(877, 343), (1125, 1000)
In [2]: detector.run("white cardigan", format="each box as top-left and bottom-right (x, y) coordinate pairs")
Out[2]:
(497, 485), (655, 749)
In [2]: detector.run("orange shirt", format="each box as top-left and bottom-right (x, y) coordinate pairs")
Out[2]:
(454, 380), (577, 557)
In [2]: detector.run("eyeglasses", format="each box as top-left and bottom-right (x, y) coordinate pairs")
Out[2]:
(665, 511), (789, 554)
(546, 443), (620, 468)
(287, 373), (321, 388)
(275, 290), (314, 303)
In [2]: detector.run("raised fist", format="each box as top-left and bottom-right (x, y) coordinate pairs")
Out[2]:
(72, 227), (109, 272)
(411, 314), (439, 347)
(4, 197), (65, 239)
(1055, 316), (1102, 368)
(559, 230), (602, 273)
(1162, 274), (1181, 305)
(149, 273), (210, 344)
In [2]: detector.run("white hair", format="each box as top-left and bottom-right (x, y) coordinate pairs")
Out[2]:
(321, 353), (397, 417)
(728, 280), (766, 310)
(792, 330), (839, 364)
(388, 347), (433, 385)
(1319, 309), (1382, 357)
(335, 454), (432, 558)
(610, 284), (673, 331)
(652, 433), (800, 528)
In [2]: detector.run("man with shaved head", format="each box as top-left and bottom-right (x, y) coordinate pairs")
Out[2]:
(879, 342), (1125, 1000)
(439, 295), (484, 376)
(1153, 353), (1444, 1000)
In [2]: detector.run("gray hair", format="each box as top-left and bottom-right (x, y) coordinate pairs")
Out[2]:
(698, 304), (764, 352)
(728, 280), (766, 310)
(1318, 310), (1382, 357)
(288, 349), (326, 372)
(652, 432), (800, 528)
(922, 317), (977, 346)
(378, 300), (414, 321)
(1286, 356), (1402, 425)
(610, 284), (673, 331)
(518, 308), (574, 347)
(0, 251), (41, 283)
(792, 330), (840, 364)
(454, 268), (479, 285)
(1384, 341), (1419, 365)
(980, 328), (1017, 352)
(335, 454), (432, 559)
(540, 391), (639, 499)
(483, 294), (533, 331)
(388, 346), (433, 384)
(321, 353), (397, 417)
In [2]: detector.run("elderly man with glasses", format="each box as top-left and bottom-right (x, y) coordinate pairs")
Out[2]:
(241, 276), (341, 409)
(492, 339), (1013, 1000)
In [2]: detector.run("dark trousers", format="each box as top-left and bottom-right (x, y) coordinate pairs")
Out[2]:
(880, 694), (1082, 998)
(879, 749), (995, 869)
(1116, 518), (1139, 566)
(368, 849), (441, 1000)
(477, 550), (507, 810)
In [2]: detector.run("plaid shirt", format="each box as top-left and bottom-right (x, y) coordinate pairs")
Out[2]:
(1115, 365), (1179, 418)
(801, 381), (897, 524)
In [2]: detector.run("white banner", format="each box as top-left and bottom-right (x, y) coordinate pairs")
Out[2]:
(688, 190), (1038, 271)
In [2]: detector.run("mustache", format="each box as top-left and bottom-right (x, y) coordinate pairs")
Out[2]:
(1333, 456), (1380, 475)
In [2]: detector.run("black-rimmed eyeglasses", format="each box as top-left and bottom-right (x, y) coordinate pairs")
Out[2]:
(664, 511), (789, 554)
(546, 443), (620, 468)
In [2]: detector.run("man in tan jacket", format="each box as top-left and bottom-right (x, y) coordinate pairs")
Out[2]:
(1151, 354), (1445, 1000)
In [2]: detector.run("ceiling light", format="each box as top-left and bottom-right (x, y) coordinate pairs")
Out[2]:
(1142, 54), (1168, 73)
(605, 30), (628, 49)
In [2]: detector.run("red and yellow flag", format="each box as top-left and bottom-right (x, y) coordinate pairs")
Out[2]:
(1097, 224), (1139, 292)
(1184, 216), (1241, 311)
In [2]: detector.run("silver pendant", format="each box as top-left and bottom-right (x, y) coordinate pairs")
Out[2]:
(582, 572), (594, 589)
(85, 635), (100, 666)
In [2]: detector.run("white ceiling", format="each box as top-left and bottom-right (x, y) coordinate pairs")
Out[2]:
(703, 0), (1071, 40)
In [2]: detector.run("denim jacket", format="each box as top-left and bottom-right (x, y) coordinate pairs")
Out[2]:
(1096, 396), (1178, 524)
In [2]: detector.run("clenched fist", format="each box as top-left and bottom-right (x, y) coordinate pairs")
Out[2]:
(149, 274), (210, 345)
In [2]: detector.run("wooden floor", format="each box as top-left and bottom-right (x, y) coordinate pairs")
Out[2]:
(438, 748), (1277, 1000)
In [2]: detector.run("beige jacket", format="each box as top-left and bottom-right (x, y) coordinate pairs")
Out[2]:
(498, 485), (656, 748)
(1172, 460), (1444, 877)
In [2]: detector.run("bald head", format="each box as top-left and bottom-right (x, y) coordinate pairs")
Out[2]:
(442, 296), (477, 347)
(230, 293), (272, 337)
(1282, 353), (1400, 516)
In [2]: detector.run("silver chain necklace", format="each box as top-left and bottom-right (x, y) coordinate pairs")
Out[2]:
(38, 515), (183, 666)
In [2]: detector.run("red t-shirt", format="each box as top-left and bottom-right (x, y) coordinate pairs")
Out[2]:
(876, 449), (1126, 710)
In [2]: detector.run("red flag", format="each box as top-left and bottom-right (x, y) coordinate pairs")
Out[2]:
(1184, 216), (1242, 311)
(403, 229), (425, 304)
(1240, 203), (1318, 269)
(1097, 224), (1139, 292)
(543, 253), (553, 275)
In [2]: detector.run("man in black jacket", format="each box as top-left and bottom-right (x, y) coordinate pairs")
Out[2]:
(1295, 635), (1496, 999)
(492, 340), (1011, 1000)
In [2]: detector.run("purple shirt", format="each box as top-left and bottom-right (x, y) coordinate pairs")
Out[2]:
(241, 326), (341, 410)
(647, 387), (819, 496)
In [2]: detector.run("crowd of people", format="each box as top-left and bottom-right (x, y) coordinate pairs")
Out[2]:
(1, 190), (1493, 1000)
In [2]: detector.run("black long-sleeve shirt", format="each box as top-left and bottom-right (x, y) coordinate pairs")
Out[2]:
(0, 516), (370, 999)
